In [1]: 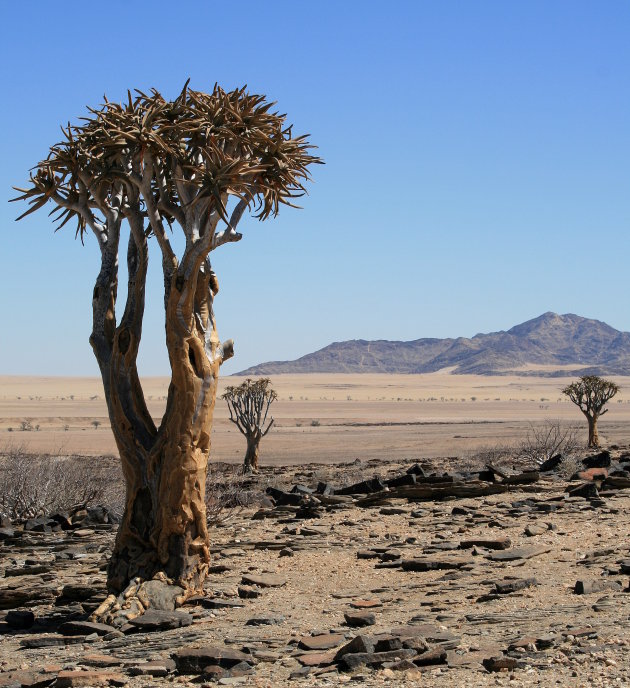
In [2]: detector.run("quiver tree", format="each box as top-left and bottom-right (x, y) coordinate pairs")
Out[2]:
(13, 83), (320, 617)
(223, 378), (277, 472)
(562, 375), (620, 448)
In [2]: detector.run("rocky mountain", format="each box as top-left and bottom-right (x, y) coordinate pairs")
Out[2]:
(237, 312), (630, 376)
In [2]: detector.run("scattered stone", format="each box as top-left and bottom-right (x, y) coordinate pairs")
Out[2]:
(494, 577), (538, 594)
(401, 558), (465, 571)
(459, 537), (511, 550)
(245, 615), (285, 626)
(237, 585), (261, 599)
(344, 611), (376, 627)
(339, 649), (416, 671)
(5, 609), (35, 629)
(524, 525), (546, 536)
(582, 451), (611, 469)
(299, 633), (345, 651)
(487, 546), (551, 562)
(172, 646), (252, 673)
(55, 671), (125, 687)
(59, 620), (117, 636)
(128, 609), (193, 631)
(574, 579), (623, 594)
(483, 656), (518, 672)
(350, 598), (382, 608)
(241, 573), (286, 588)
(412, 647), (447, 666)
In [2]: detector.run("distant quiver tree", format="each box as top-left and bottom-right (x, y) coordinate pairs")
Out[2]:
(223, 378), (277, 472)
(562, 375), (619, 448)
(13, 83), (320, 611)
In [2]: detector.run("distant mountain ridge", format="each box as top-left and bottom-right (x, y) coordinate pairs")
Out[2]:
(236, 313), (630, 377)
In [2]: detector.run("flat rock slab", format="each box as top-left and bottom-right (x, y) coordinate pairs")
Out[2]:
(344, 611), (376, 627)
(240, 574), (287, 588)
(574, 579), (623, 595)
(459, 537), (511, 550)
(172, 646), (252, 673)
(128, 609), (193, 631)
(350, 598), (382, 608)
(59, 620), (117, 636)
(0, 671), (55, 688)
(55, 671), (126, 687)
(401, 558), (466, 571)
(296, 650), (337, 667)
(298, 633), (345, 651)
(340, 648), (417, 671)
(487, 546), (551, 562)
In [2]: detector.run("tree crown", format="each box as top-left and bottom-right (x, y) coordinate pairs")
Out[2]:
(562, 375), (620, 417)
(222, 378), (277, 436)
(13, 82), (322, 250)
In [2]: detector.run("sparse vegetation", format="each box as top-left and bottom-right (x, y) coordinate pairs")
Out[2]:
(222, 378), (277, 473)
(0, 446), (123, 521)
(562, 375), (620, 448)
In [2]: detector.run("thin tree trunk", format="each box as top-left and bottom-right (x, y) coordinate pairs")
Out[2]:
(587, 415), (599, 448)
(244, 435), (260, 472)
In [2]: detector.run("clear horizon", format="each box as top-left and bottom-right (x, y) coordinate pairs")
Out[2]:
(1, 1), (629, 376)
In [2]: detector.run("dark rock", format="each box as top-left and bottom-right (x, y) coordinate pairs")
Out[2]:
(128, 610), (193, 631)
(138, 580), (185, 611)
(291, 484), (314, 495)
(337, 476), (386, 496)
(459, 537), (511, 550)
(494, 578), (538, 595)
(315, 482), (335, 495)
(0, 527), (16, 541)
(195, 597), (244, 610)
(172, 646), (252, 673)
(357, 550), (380, 560)
(574, 579), (623, 595)
(386, 474), (416, 488)
(59, 620), (117, 636)
(60, 584), (102, 602)
(412, 647), (447, 666)
(279, 547), (294, 557)
(566, 482), (600, 499)
(535, 633), (556, 649)
(245, 615), (285, 626)
(401, 558), (465, 571)
(339, 649), (416, 671)
(582, 451), (611, 468)
(266, 487), (304, 506)
(24, 516), (56, 532)
(406, 463), (426, 477)
(344, 611), (376, 627)
(334, 635), (376, 660)
(0, 670), (54, 688)
(539, 454), (563, 472)
(5, 609), (35, 629)
(374, 635), (403, 652)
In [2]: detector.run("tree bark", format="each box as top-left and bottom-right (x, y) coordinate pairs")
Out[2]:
(587, 415), (599, 448)
(244, 435), (260, 473)
(105, 260), (226, 599)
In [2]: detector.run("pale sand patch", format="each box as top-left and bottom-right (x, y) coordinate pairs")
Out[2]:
(1, 372), (628, 463)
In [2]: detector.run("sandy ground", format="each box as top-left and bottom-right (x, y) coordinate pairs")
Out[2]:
(1, 372), (629, 463)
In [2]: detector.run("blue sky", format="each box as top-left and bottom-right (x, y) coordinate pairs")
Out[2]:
(1, 1), (629, 375)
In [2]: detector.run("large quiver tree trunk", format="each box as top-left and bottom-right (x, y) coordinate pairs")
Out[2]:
(587, 415), (599, 448)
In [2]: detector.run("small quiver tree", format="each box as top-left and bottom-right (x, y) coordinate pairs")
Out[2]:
(223, 378), (277, 472)
(562, 375), (620, 448)
(13, 83), (320, 620)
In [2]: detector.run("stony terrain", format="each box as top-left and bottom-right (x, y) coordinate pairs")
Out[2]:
(1, 449), (630, 687)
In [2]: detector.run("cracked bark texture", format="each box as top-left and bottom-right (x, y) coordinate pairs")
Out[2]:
(13, 83), (320, 604)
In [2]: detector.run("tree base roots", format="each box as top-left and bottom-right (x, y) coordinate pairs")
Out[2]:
(90, 571), (190, 627)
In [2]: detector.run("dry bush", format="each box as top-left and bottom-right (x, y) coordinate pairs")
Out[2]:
(518, 419), (583, 465)
(0, 445), (123, 521)
(205, 462), (266, 526)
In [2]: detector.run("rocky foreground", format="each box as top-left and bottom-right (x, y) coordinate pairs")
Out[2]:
(1, 450), (630, 687)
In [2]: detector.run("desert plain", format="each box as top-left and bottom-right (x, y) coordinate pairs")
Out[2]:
(1, 370), (630, 688)
(1, 369), (629, 463)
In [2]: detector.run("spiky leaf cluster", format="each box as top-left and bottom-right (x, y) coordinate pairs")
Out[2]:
(562, 375), (620, 417)
(13, 82), (321, 240)
(222, 378), (277, 437)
